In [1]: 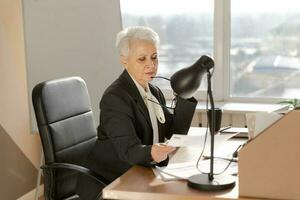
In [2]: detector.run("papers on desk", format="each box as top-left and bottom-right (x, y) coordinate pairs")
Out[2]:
(153, 129), (241, 181)
(166, 132), (237, 155)
(153, 159), (238, 181)
(166, 134), (203, 147)
(153, 162), (197, 181)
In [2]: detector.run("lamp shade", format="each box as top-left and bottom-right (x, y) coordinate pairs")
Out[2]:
(170, 55), (214, 99)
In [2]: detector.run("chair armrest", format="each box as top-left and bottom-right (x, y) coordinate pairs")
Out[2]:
(41, 162), (107, 186)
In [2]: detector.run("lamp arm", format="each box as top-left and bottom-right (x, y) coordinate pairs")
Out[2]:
(207, 71), (215, 181)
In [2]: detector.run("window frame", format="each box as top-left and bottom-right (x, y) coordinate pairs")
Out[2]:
(213, 0), (291, 104)
(162, 0), (229, 102)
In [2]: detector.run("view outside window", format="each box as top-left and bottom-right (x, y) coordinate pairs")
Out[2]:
(120, 0), (213, 90)
(231, 0), (300, 99)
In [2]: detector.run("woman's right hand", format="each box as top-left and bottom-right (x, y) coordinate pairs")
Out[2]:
(151, 143), (176, 163)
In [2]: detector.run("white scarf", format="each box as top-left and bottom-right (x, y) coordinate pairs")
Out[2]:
(145, 88), (165, 124)
(129, 75), (166, 143)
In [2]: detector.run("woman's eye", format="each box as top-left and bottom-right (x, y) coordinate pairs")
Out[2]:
(151, 56), (157, 60)
(138, 57), (146, 62)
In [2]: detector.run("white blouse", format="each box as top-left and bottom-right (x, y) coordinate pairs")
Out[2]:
(129, 75), (165, 144)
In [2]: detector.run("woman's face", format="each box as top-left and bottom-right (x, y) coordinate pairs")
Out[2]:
(121, 39), (158, 88)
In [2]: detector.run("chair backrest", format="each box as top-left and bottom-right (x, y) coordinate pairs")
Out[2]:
(32, 77), (97, 199)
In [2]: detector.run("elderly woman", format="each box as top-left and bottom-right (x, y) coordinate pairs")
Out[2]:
(83, 27), (197, 197)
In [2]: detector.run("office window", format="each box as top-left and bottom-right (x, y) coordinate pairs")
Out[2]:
(230, 0), (300, 99)
(120, 0), (214, 91)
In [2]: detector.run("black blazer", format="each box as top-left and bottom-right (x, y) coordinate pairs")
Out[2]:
(87, 70), (197, 183)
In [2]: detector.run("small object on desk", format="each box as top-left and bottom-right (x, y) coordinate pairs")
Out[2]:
(219, 126), (232, 132)
(220, 127), (248, 138)
(202, 155), (238, 162)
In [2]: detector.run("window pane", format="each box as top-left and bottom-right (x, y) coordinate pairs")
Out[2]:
(230, 0), (300, 99)
(120, 0), (213, 90)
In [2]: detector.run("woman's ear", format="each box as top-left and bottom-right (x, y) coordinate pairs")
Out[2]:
(120, 56), (128, 69)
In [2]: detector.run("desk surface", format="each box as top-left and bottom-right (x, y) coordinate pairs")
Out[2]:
(103, 166), (255, 200)
(103, 128), (252, 200)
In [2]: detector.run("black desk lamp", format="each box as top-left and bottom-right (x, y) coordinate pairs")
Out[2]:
(170, 55), (236, 191)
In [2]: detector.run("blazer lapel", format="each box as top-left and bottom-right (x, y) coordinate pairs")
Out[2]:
(119, 70), (152, 128)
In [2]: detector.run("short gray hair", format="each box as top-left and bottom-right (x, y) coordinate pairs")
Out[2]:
(116, 26), (160, 56)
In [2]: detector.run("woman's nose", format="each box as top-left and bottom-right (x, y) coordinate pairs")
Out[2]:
(146, 59), (156, 68)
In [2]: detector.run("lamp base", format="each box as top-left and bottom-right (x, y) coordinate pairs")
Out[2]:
(188, 174), (236, 191)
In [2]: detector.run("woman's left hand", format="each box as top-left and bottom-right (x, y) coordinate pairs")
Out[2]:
(151, 143), (176, 163)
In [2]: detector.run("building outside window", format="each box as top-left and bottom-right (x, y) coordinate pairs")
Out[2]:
(230, 0), (300, 99)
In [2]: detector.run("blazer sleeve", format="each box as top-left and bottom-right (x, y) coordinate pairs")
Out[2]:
(100, 92), (152, 167)
(172, 96), (197, 135)
(153, 86), (197, 137)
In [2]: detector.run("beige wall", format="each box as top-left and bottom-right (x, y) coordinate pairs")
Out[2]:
(0, 0), (41, 168)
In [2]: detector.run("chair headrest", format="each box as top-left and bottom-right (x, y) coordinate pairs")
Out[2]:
(32, 77), (92, 125)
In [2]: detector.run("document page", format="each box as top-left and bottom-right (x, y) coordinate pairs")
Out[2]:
(153, 161), (198, 181)
(166, 132), (237, 155)
(152, 128), (242, 181)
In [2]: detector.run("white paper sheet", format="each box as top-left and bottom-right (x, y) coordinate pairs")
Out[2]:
(152, 128), (242, 181)
(166, 133), (237, 153)
(153, 162), (198, 181)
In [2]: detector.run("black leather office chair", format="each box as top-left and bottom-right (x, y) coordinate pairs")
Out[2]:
(32, 77), (106, 200)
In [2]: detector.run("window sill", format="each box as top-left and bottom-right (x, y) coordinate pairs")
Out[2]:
(168, 100), (289, 114)
(195, 101), (290, 114)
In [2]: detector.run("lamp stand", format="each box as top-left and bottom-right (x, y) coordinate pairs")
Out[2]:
(187, 71), (236, 191)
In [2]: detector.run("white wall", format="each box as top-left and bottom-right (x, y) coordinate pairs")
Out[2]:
(23, 0), (123, 130)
